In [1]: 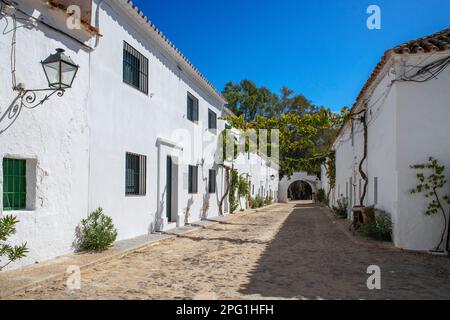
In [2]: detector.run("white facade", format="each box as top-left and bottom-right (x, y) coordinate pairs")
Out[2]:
(0, 0), (278, 269)
(234, 152), (279, 209)
(322, 45), (450, 251)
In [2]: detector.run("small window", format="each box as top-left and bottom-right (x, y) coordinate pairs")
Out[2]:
(208, 109), (217, 131)
(187, 93), (199, 123)
(208, 169), (216, 193)
(359, 179), (362, 200)
(188, 165), (198, 194)
(374, 177), (378, 204)
(123, 42), (148, 94)
(2, 158), (26, 210)
(346, 182), (349, 198)
(125, 152), (147, 196)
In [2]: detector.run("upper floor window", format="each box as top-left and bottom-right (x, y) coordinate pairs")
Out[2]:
(208, 109), (217, 132)
(125, 152), (147, 196)
(208, 169), (216, 193)
(188, 165), (198, 194)
(187, 92), (199, 123)
(2, 158), (26, 210)
(123, 42), (148, 94)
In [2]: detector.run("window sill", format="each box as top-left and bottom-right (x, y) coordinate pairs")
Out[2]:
(2, 209), (36, 214)
(122, 81), (149, 96)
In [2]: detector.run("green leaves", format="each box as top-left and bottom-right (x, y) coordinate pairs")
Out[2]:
(75, 208), (118, 252)
(229, 169), (239, 213)
(410, 157), (449, 250)
(222, 110), (339, 176)
(0, 215), (28, 270)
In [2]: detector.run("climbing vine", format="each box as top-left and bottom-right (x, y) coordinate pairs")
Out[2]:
(410, 157), (450, 252)
(325, 150), (336, 190)
(229, 169), (239, 213)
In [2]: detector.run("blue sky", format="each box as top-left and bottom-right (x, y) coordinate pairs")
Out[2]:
(132, 0), (450, 112)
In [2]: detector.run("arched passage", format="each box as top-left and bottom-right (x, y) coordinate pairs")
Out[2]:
(278, 172), (321, 203)
(288, 180), (313, 200)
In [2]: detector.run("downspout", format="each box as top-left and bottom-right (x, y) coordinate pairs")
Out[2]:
(94, 0), (107, 48)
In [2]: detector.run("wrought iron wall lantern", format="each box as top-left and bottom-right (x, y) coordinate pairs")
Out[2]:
(0, 48), (79, 134)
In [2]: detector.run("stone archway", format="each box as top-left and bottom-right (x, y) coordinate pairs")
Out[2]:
(288, 180), (313, 200)
(278, 172), (321, 203)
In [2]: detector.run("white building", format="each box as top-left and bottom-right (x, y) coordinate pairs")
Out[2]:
(0, 0), (278, 269)
(321, 28), (450, 251)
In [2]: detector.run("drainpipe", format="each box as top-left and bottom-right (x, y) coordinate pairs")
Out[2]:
(94, 0), (107, 48)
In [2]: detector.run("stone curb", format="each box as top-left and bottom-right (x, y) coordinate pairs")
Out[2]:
(0, 203), (281, 299)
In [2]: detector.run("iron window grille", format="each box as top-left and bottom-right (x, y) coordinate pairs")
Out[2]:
(187, 92), (199, 123)
(188, 165), (198, 194)
(2, 158), (26, 211)
(208, 169), (216, 193)
(208, 109), (217, 132)
(125, 152), (147, 196)
(123, 42), (149, 94)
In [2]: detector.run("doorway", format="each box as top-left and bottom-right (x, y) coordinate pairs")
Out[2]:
(166, 156), (176, 222)
(288, 181), (313, 201)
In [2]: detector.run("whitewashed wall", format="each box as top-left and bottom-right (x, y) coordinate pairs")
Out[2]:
(234, 152), (279, 210)
(0, 0), (91, 268)
(327, 52), (450, 251)
(0, 0), (279, 270)
(395, 53), (450, 251)
(87, 0), (228, 239)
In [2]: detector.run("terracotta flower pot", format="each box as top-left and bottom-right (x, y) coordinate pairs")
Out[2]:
(362, 205), (375, 223)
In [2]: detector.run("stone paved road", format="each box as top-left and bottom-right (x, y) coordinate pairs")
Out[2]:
(10, 202), (450, 300)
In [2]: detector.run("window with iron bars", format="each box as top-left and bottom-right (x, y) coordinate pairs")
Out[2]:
(125, 152), (147, 196)
(188, 165), (198, 194)
(123, 41), (148, 94)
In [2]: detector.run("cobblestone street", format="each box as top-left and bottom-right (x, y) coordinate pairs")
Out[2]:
(10, 202), (450, 300)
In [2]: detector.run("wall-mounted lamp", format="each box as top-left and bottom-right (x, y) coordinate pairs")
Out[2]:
(41, 48), (79, 90)
(1, 48), (79, 134)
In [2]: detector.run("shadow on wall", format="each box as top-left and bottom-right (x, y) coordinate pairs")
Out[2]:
(151, 187), (166, 233)
(185, 196), (194, 225)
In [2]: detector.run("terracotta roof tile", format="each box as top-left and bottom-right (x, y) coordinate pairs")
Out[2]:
(393, 28), (450, 54)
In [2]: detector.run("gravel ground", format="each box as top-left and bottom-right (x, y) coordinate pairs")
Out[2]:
(9, 202), (450, 300)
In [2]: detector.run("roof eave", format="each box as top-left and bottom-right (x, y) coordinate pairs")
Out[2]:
(121, 0), (227, 106)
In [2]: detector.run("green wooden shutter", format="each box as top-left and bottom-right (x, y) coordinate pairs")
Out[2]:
(2, 158), (26, 211)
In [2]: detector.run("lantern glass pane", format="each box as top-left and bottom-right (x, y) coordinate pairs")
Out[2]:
(60, 61), (77, 88)
(43, 61), (60, 87)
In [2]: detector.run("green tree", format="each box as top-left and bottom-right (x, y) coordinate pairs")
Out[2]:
(223, 109), (341, 177)
(222, 80), (347, 177)
(0, 215), (28, 271)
